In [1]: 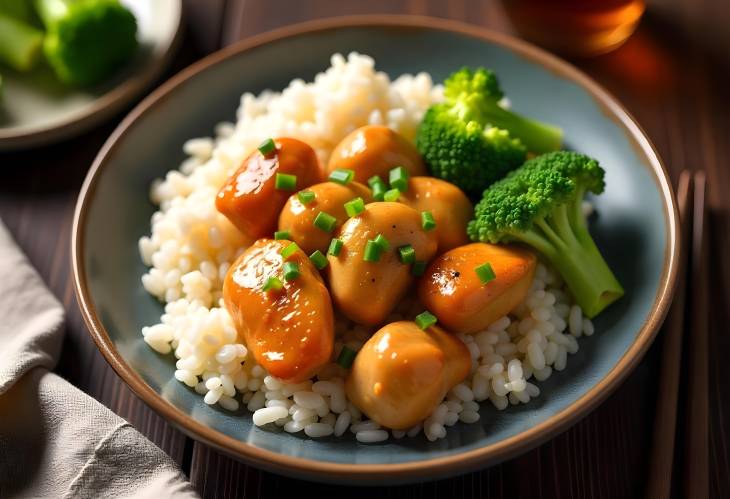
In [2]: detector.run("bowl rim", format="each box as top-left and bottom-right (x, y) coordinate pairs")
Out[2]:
(72, 14), (679, 483)
(0, 0), (184, 151)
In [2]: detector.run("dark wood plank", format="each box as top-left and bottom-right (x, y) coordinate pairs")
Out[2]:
(184, 0), (228, 54)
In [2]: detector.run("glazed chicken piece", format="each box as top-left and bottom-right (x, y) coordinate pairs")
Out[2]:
(327, 125), (427, 183)
(223, 239), (334, 382)
(216, 138), (321, 241)
(345, 321), (471, 430)
(398, 176), (473, 253)
(419, 243), (536, 334)
(278, 181), (372, 255)
(326, 202), (437, 325)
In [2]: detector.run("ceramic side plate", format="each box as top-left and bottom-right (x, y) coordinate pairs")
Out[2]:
(72, 16), (679, 485)
(0, 0), (183, 151)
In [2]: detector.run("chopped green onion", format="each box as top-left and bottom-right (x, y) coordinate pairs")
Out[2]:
(258, 138), (276, 156)
(363, 240), (381, 262)
(313, 211), (337, 232)
(261, 276), (283, 292)
(328, 168), (355, 185)
(384, 188), (400, 202)
(368, 175), (388, 201)
(283, 261), (300, 281)
(328, 238), (343, 256)
(275, 173), (297, 191)
(274, 230), (290, 240)
(389, 166), (409, 192)
(344, 197), (365, 217)
(421, 211), (436, 231)
(281, 242), (300, 258)
(309, 250), (328, 270)
(475, 262), (496, 284)
(367, 175), (384, 189)
(398, 244), (415, 264)
(372, 183), (387, 201)
(414, 311), (438, 330)
(373, 233), (390, 252)
(411, 260), (427, 277)
(297, 190), (316, 204)
(337, 345), (358, 369)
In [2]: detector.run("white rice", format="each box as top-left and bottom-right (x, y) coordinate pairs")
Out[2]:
(139, 52), (594, 443)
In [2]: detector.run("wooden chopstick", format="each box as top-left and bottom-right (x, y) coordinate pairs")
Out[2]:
(646, 170), (693, 499)
(684, 170), (709, 498)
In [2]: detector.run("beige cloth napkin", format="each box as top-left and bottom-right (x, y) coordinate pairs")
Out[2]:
(0, 220), (199, 499)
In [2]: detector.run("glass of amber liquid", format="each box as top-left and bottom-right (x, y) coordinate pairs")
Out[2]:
(501, 0), (646, 56)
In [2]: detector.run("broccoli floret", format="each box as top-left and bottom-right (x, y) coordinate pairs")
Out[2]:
(468, 151), (623, 317)
(416, 67), (563, 197)
(34, 0), (137, 86)
(417, 104), (526, 197)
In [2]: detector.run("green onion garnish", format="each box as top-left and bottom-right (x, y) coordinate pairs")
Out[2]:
(261, 276), (283, 292)
(414, 311), (438, 330)
(281, 242), (299, 258)
(298, 190), (316, 204)
(328, 168), (354, 185)
(328, 238), (343, 256)
(344, 197), (365, 217)
(283, 261), (300, 281)
(363, 240), (381, 262)
(421, 211), (436, 231)
(389, 166), (409, 192)
(384, 188), (400, 202)
(274, 230), (290, 240)
(367, 175), (384, 189)
(275, 173), (297, 191)
(398, 244), (415, 264)
(368, 175), (388, 201)
(372, 183), (386, 201)
(373, 233), (390, 252)
(411, 260), (427, 277)
(309, 250), (328, 270)
(336, 345), (358, 369)
(313, 211), (337, 233)
(475, 262), (496, 284)
(258, 138), (276, 156)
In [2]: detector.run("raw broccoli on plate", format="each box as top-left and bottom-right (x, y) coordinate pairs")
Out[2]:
(34, 0), (138, 86)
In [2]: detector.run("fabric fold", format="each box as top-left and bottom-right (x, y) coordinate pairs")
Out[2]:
(0, 219), (198, 499)
(0, 221), (64, 395)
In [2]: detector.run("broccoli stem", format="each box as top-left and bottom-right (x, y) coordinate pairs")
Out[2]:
(511, 198), (624, 318)
(0, 13), (43, 72)
(480, 100), (563, 154)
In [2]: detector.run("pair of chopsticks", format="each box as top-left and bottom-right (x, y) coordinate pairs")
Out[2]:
(646, 170), (709, 498)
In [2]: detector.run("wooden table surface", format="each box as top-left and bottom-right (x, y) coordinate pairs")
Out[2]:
(1, 0), (728, 497)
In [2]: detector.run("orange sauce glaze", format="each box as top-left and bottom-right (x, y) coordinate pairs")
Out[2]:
(216, 137), (322, 240)
(223, 239), (334, 383)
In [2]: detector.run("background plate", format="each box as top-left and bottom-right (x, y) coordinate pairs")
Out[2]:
(0, 0), (182, 151)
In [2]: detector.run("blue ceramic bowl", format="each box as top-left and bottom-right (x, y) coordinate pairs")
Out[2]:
(73, 16), (679, 484)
